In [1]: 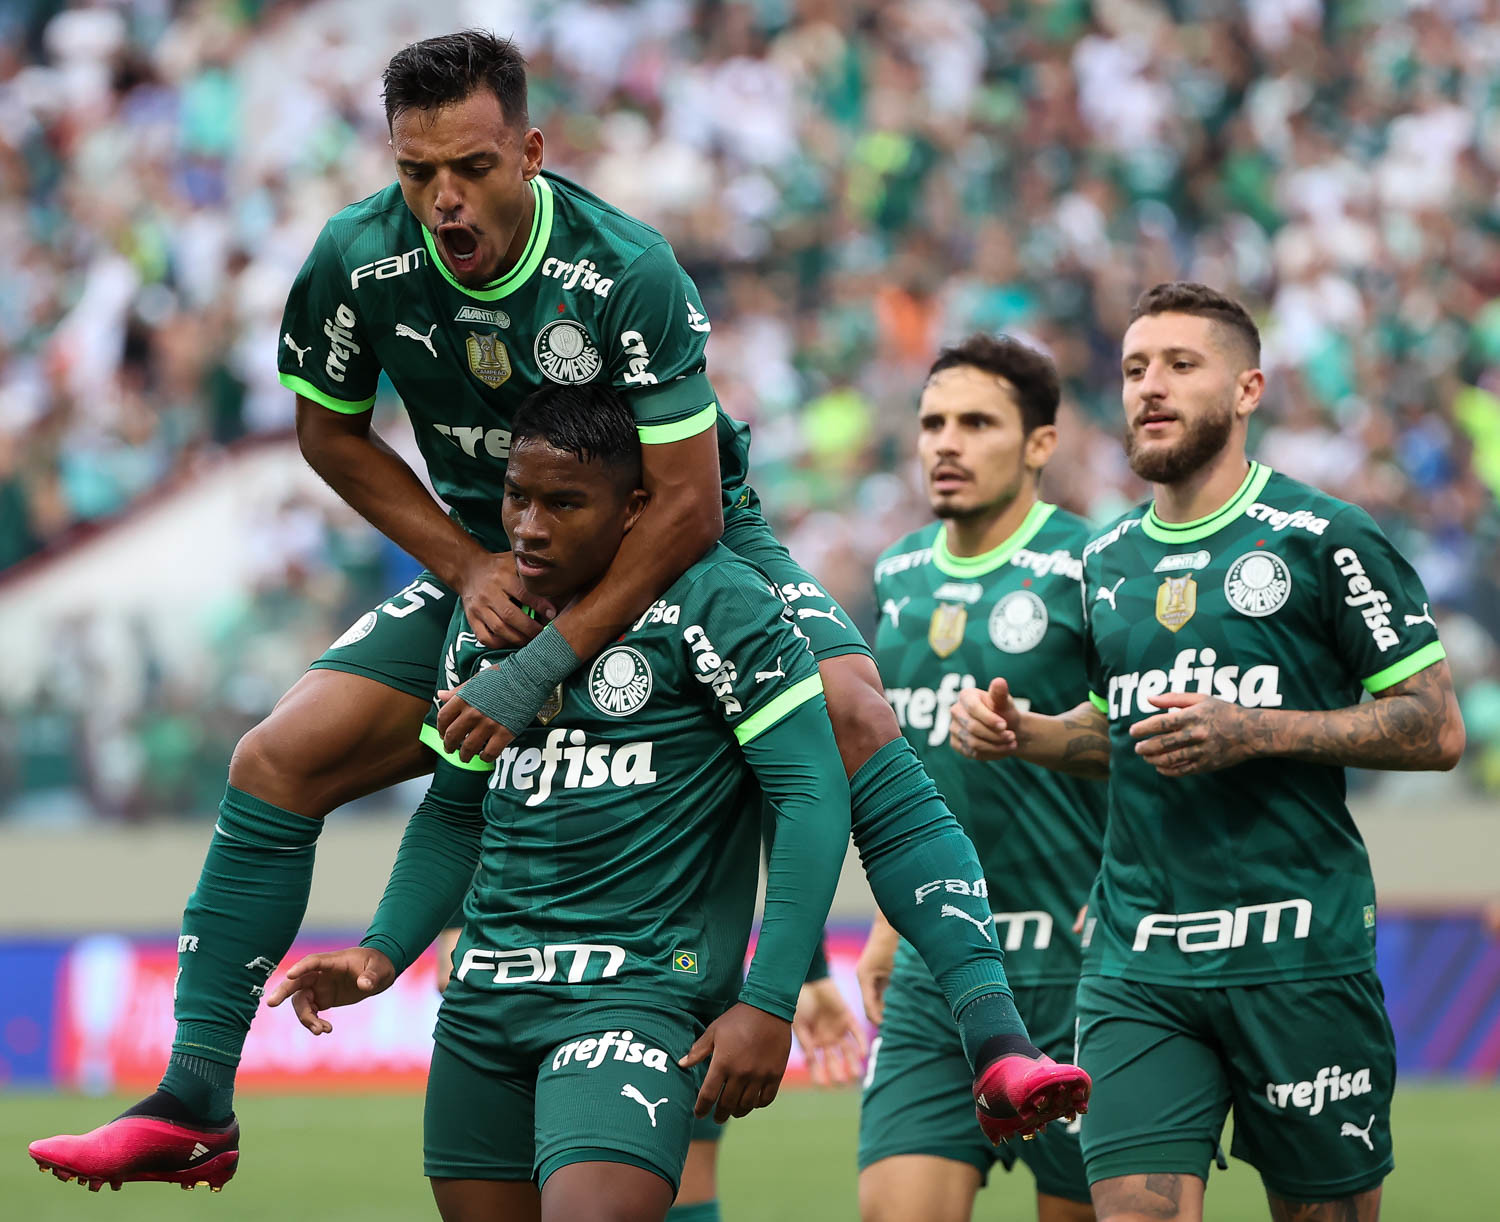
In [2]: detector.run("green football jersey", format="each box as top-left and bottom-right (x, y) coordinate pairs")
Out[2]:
(1079, 461), (1445, 986)
(873, 502), (1107, 986)
(277, 171), (750, 550)
(425, 544), (825, 1017)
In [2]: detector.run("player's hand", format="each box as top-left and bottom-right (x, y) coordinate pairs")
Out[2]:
(1129, 692), (1262, 776)
(437, 683), (514, 763)
(679, 1002), (793, 1122)
(457, 551), (553, 649)
(265, 947), (396, 1035)
(792, 977), (868, 1086)
(1073, 905), (1088, 934)
(950, 678), (1021, 760)
(856, 919), (899, 1025)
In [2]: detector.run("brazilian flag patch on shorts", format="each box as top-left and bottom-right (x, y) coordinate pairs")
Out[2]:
(672, 949), (699, 974)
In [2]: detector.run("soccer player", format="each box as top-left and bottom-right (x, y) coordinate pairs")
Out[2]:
(949, 283), (1466, 1222)
(857, 335), (1105, 1222)
(30, 30), (1082, 1191)
(267, 382), (850, 1222)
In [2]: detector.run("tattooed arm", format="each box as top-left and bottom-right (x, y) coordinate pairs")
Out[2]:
(1130, 661), (1465, 777)
(951, 678), (1112, 779)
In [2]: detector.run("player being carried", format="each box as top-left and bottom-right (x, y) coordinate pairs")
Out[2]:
(949, 283), (1466, 1222)
(268, 382), (850, 1222)
(857, 335), (1105, 1222)
(32, 29), (1084, 1194)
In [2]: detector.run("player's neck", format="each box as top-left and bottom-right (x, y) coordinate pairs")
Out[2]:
(1152, 443), (1251, 524)
(941, 485), (1038, 558)
(493, 185), (538, 282)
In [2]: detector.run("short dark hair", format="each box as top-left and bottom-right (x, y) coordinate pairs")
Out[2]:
(1129, 282), (1261, 367)
(510, 384), (642, 489)
(382, 30), (529, 129)
(926, 334), (1061, 433)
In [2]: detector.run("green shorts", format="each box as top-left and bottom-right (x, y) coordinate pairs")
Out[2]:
(425, 986), (709, 1191)
(1076, 971), (1395, 1201)
(310, 571), (454, 700)
(858, 941), (1089, 1203)
(722, 491), (872, 663)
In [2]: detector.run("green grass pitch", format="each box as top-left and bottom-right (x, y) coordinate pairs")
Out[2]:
(3, 1084), (1497, 1219)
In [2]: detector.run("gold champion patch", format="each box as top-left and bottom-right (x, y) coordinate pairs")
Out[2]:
(536, 684), (564, 725)
(465, 331), (512, 388)
(1155, 574), (1197, 632)
(928, 603), (967, 658)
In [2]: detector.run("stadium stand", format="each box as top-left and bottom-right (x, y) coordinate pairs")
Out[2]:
(1, 0), (1497, 816)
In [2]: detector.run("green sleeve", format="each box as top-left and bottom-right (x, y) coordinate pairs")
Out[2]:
(756, 803), (832, 985)
(736, 698), (851, 1021)
(1079, 550), (1109, 712)
(604, 241), (717, 442)
(277, 222), (380, 414)
(360, 758), (490, 975)
(1320, 505), (1446, 692)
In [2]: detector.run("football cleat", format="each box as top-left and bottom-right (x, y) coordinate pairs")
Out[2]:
(28, 1113), (239, 1192)
(973, 1042), (1091, 1145)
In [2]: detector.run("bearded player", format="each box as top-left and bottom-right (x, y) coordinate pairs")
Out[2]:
(858, 335), (1104, 1222)
(30, 30), (1081, 1193)
(950, 282), (1465, 1222)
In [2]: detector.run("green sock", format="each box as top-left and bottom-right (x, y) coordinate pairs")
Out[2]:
(849, 739), (1027, 1067)
(161, 786), (321, 1122)
(667, 1203), (721, 1221)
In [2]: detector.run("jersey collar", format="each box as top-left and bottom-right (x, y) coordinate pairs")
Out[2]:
(422, 174), (555, 301)
(1139, 461), (1272, 544)
(931, 501), (1055, 578)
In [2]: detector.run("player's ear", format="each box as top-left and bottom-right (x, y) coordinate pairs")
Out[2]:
(1024, 423), (1058, 472)
(621, 488), (650, 534)
(521, 128), (544, 180)
(1235, 367), (1264, 423)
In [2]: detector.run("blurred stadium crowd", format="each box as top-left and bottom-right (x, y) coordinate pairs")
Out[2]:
(1, 0), (1499, 817)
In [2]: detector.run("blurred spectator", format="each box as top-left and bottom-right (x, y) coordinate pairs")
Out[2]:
(2, 0), (1498, 813)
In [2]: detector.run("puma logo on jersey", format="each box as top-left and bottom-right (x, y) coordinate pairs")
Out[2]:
(1106, 648), (1283, 719)
(755, 657), (785, 684)
(282, 333), (310, 366)
(1341, 1114), (1376, 1150)
(1094, 578), (1125, 611)
(882, 597), (910, 628)
(797, 606), (846, 628)
(244, 956), (277, 976)
(1333, 547), (1399, 652)
(685, 295), (712, 333)
(940, 903), (994, 942)
(621, 1084), (670, 1127)
(1264, 1063), (1372, 1116)
(395, 322), (437, 357)
(1404, 603), (1437, 629)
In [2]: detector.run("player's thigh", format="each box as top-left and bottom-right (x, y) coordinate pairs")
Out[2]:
(1010, 983), (1092, 1209)
(1222, 971), (1395, 1203)
(1089, 1173), (1205, 1222)
(1265, 1186), (1382, 1221)
(675, 1128), (723, 1205)
(431, 1178), (541, 1222)
(859, 949), (997, 1190)
(1075, 976), (1228, 1188)
(230, 570), (453, 813)
(424, 1039), (538, 1186)
(859, 1156), (983, 1222)
(533, 1005), (705, 1197)
(541, 1160), (674, 1222)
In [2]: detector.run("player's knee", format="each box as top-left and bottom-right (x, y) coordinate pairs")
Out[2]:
(819, 655), (901, 777)
(1090, 1173), (1200, 1222)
